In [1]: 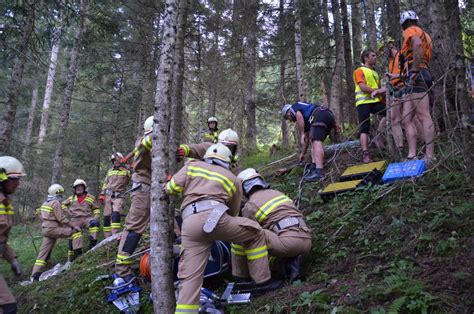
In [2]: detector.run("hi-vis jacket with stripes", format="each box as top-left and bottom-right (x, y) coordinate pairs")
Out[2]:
(62, 194), (100, 219)
(101, 166), (131, 194)
(39, 199), (70, 228)
(0, 192), (17, 263)
(166, 160), (243, 217)
(132, 134), (152, 185)
(241, 189), (311, 236)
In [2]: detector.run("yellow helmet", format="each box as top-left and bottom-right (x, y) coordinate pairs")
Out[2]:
(237, 168), (261, 182)
(72, 179), (87, 189)
(204, 143), (232, 163)
(143, 116), (154, 133)
(0, 156), (26, 180)
(377, 36), (395, 52)
(218, 129), (239, 145)
(48, 184), (65, 195)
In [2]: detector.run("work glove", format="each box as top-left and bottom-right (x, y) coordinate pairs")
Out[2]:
(11, 259), (21, 276)
(99, 194), (105, 203)
(176, 147), (185, 162)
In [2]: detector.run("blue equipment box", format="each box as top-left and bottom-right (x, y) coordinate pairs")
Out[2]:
(382, 160), (426, 183)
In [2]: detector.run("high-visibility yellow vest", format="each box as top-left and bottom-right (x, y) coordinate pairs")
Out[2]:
(354, 66), (381, 106)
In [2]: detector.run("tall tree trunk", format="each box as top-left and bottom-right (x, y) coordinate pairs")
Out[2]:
(279, 0), (289, 147)
(321, 0), (332, 104)
(150, 0), (178, 311)
(232, 0), (246, 144)
(386, 0), (401, 45)
(364, 0), (377, 49)
(329, 0), (344, 123)
(169, 0), (190, 173)
(196, 17), (205, 131)
(0, 0), (36, 155)
(294, 0), (307, 101)
(37, 29), (61, 149)
(51, 0), (87, 184)
(341, 0), (355, 125)
(351, 0), (363, 65)
(245, 0), (258, 153)
(22, 83), (39, 161)
(112, 71), (124, 152)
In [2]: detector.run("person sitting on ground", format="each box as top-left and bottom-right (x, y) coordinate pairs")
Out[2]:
(281, 101), (337, 181)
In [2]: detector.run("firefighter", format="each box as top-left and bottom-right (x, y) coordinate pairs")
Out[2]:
(202, 116), (219, 143)
(281, 102), (337, 181)
(353, 49), (387, 163)
(99, 152), (131, 238)
(167, 144), (281, 313)
(0, 156), (26, 314)
(114, 116), (153, 282)
(399, 10), (435, 164)
(234, 168), (312, 282)
(176, 128), (241, 174)
(31, 184), (79, 281)
(62, 179), (100, 260)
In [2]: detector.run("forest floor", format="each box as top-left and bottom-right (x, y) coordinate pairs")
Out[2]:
(3, 136), (473, 313)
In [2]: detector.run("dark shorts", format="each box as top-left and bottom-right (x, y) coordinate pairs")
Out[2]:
(309, 108), (335, 142)
(403, 69), (433, 94)
(357, 102), (386, 134)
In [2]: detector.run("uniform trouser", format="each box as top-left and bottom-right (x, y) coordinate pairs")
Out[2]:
(231, 229), (312, 278)
(68, 216), (100, 255)
(0, 274), (15, 308)
(175, 211), (271, 313)
(115, 191), (150, 277)
(32, 226), (73, 276)
(103, 195), (125, 238)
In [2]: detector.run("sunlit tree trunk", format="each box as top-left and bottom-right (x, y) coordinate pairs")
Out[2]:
(51, 0), (87, 184)
(37, 29), (61, 149)
(0, 0), (36, 155)
(351, 0), (363, 65)
(364, 0), (377, 49)
(329, 0), (344, 123)
(294, 0), (307, 101)
(150, 0), (178, 311)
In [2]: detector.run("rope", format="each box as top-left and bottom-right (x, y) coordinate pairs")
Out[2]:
(295, 163), (310, 209)
(139, 252), (151, 281)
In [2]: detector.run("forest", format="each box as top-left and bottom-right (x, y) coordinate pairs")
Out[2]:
(0, 0), (472, 313)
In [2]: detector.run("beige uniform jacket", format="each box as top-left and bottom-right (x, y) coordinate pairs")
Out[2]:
(242, 189), (311, 236)
(132, 134), (152, 185)
(63, 194), (100, 219)
(40, 200), (70, 228)
(166, 160), (242, 216)
(180, 142), (241, 175)
(101, 166), (131, 194)
(0, 192), (16, 263)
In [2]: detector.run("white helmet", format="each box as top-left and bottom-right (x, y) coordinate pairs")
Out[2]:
(237, 168), (261, 182)
(72, 179), (87, 189)
(207, 116), (218, 123)
(0, 156), (27, 179)
(143, 116), (154, 133)
(204, 143), (232, 163)
(217, 129), (239, 145)
(110, 152), (124, 161)
(400, 10), (418, 25)
(281, 104), (292, 119)
(48, 184), (65, 195)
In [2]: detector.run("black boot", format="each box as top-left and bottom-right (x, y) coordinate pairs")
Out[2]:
(73, 248), (83, 260)
(31, 272), (41, 281)
(304, 167), (324, 182)
(88, 239), (97, 250)
(234, 276), (251, 283)
(286, 255), (304, 283)
(254, 279), (282, 292)
(2, 302), (17, 314)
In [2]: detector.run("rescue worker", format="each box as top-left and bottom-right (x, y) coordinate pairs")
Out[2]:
(176, 128), (241, 174)
(281, 102), (336, 181)
(399, 10), (435, 164)
(374, 38), (405, 153)
(99, 152), (131, 238)
(0, 156), (26, 314)
(166, 144), (281, 313)
(62, 179), (100, 260)
(202, 116), (219, 143)
(233, 168), (312, 282)
(31, 184), (79, 281)
(115, 116), (153, 282)
(353, 49), (387, 163)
